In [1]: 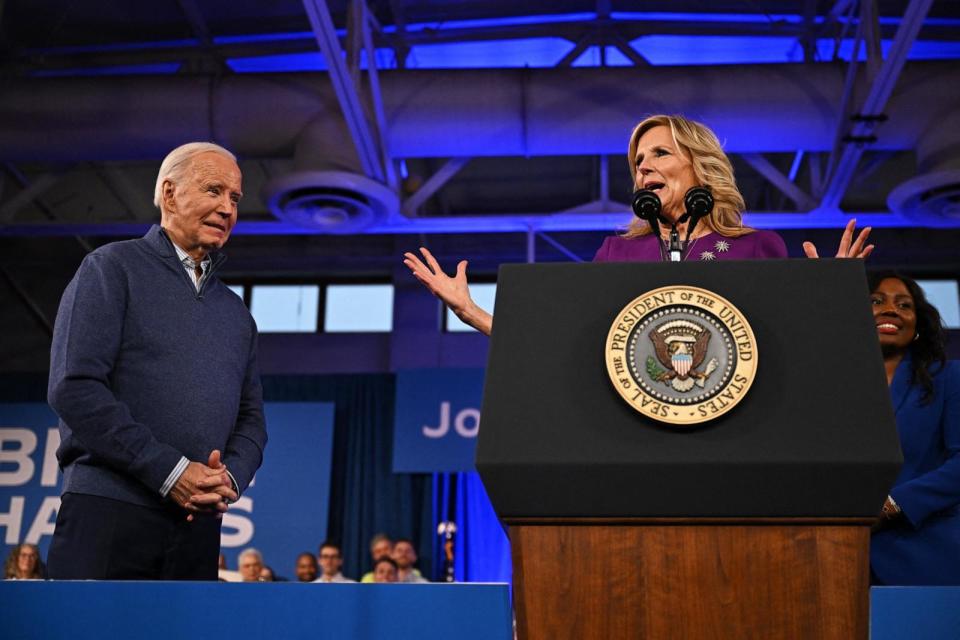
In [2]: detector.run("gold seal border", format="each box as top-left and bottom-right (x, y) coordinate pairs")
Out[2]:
(605, 285), (758, 426)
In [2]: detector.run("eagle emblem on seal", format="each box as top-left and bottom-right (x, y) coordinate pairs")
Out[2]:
(646, 319), (720, 392)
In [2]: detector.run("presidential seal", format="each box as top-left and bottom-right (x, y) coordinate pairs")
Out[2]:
(605, 285), (757, 426)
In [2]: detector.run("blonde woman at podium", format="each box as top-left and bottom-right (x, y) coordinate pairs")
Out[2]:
(868, 272), (960, 585)
(403, 114), (873, 336)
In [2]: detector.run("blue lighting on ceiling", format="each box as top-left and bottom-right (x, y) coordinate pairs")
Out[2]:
(226, 34), (960, 72)
(631, 35), (960, 65)
(392, 12), (596, 33)
(405, 38), (572, 69)
(31, 62), (182, 77)
(571, 46), (633, 67)
(612, 11), (806, 25)
(228, 52), (327, 73)
(612, 11), (960, 27)
(214, 31), (314, 45)
(227, 48), (397, 73)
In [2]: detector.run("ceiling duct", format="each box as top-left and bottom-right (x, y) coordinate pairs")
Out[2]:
(888, 108), (960, 225)
(264, 170), (397, 234)
(262, 115), (397, 233)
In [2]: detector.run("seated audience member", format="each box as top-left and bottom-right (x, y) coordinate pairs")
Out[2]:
(295, 551), (319, 582)
(868, 271), (960, 586)
(392, 538), (428, 583)
(238, 548), (265, 582)
(315, 541), (354, 583)
(217, 554), (241, 582)
(372, 557), (399, 583)
(260, 565), (277, 582)
(4, 543), (45, 580)
(360, 533), (393, 583)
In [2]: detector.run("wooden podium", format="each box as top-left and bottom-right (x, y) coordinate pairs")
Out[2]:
(476, 260), (901, 640)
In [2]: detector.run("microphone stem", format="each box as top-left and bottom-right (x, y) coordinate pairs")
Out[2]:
(669, 225), (683, 262)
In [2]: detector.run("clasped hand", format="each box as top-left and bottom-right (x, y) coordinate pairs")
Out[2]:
(169, 449), (237, 521)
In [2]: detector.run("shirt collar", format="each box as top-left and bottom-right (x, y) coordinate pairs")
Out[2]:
(170, 240), (211, 270)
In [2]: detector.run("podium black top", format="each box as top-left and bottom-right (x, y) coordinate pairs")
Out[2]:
(475, 259), (902, 518)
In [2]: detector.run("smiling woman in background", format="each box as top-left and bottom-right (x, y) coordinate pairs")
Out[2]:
(403, 114), (873, 336)
(868, 271), (960, 585)
(4, 543), (44, 580)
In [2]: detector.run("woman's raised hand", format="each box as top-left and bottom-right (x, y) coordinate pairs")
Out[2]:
(403, 247), (493, 336)
(802, 218), (875, 259)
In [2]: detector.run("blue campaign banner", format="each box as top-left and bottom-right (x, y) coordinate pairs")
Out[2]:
(0, 404), (62, 561)
(220, 402), (335, 573)
(393, 369), (485, 473)
(0, 402), (334, 577)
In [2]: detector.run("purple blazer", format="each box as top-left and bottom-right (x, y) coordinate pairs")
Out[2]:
(593, 230), (788, 262)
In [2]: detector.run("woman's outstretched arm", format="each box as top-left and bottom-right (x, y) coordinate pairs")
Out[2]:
(402, 247), (493, 336)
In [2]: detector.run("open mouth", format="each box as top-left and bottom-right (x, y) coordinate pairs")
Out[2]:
(645, 182), (665, 192)
(876, 323), (900, 334)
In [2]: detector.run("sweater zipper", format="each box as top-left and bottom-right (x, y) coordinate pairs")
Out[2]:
(196, 254), (226, 300)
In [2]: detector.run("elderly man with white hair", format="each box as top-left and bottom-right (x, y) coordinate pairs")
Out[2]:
(46, 142), (267, 580)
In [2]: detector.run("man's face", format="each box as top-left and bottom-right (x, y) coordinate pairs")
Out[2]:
(371, 539), (392, 561)
(161, 151), (242, 257)
(391, 541), (417, 570)
(296, 554), (318, 582)
(239, 554), (263, 582)
(319, 546), (343, 577)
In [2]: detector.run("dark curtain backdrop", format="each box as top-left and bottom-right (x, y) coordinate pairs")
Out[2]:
(0, 373), (436, 582)
(261, 374), (435, 581)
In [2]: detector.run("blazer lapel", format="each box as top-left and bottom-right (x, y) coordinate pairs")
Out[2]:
(889, 358), (912, 415)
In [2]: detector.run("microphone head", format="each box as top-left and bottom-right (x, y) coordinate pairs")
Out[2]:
(684, 186), (714, 219)
(632, 189), (662, 221)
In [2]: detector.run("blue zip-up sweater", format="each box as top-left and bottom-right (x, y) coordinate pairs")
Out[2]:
(48, 225), (267, 508)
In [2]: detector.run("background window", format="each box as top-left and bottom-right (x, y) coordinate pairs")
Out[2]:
(325, 284), (394, 332)
(917, 279), (960, 329)
(447, 283), (497, 332)
(250, 285), (319, 333)
(226, 284), (245, 301)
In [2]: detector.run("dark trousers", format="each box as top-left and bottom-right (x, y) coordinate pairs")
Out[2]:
(46, 492), (221, 580)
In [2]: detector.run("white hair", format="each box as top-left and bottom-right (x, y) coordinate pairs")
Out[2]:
(238, 547), (263, 563)
(153, 142), (237, 210)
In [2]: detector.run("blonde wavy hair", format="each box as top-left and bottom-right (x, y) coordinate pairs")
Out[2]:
(623, 114), (753, 239)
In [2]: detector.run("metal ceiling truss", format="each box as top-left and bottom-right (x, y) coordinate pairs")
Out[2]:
(175, 0), (227, 73)
(9, 10), (957, 76)
(741, 153), (817, 212)
(0, 167), (64, 223)
(0, 265), (53, 336)
(819, 0), (934, 210)
(562, 155), (629, 215)
(401, 157), (470, 217)
(302, 0), (389, 184)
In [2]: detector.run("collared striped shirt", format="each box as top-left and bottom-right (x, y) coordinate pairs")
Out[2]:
(171, 242), (211, 291)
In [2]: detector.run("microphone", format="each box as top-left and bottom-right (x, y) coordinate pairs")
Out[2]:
(681, 186), (714, 244)
(631, 186), (714, 262)
(631, 189), (662, 222)
(684, 186), (714, 220)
